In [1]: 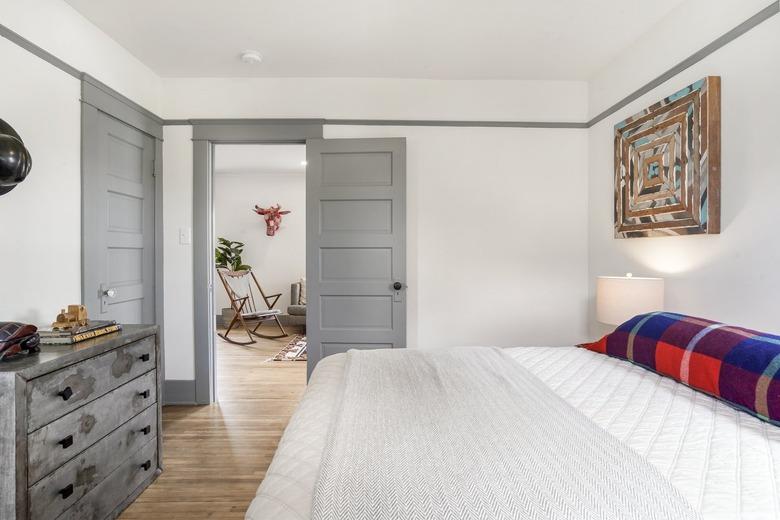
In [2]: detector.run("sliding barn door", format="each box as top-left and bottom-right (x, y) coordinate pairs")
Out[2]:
(306, 138), (406, 377)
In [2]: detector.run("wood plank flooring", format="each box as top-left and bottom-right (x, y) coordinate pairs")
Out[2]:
(119, 329), (306, 519)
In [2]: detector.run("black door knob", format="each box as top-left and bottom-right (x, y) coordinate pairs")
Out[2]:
(139, 353), (150, 362)
(393, 282), (403, 291)
(58, 386), (73, 401)
(140, 425), (151, 435)
(141, 460), (152, 471)
(139, 390), (150, 399)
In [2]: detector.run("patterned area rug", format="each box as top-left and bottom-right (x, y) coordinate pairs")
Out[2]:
(272, 335), (307, 361)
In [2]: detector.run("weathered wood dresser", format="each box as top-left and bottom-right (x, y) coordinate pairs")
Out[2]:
(0, 325), (161, 520)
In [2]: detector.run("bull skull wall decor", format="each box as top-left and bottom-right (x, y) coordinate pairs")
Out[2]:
(253, 204), (291, 236)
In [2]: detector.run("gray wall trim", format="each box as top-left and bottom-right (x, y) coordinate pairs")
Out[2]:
(154, 138), (166, 398)
(587, 0), (780, 126)
(0, 23), (165, 131)
(82, 74), (165, 126)
(169, 118), (586, 129)
(0, 22), (81, 79)
(192, 121), (324, 142)
(163, 380), (197, 405)
(193, 140), (215, 405)
(192, 121), (324, 404)
(82, 77), (164, 140)
(324, 119), (588, 129)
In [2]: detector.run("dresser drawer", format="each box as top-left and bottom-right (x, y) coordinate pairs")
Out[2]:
(26, 336), (156, 431)
(27, 370), (157, 484)
(27, 406), (158, 520)
(57, 437), (158, 520)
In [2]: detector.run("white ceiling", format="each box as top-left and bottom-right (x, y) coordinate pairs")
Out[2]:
(64, 0), (686, 80)
(214, 144), (306, 176)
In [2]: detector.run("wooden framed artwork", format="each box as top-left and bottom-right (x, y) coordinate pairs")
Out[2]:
(614, 76), (721, 238)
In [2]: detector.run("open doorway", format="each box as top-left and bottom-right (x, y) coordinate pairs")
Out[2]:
(212, 143), (307, 402)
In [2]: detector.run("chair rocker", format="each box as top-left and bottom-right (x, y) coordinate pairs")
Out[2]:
(217, 268), (288, 345)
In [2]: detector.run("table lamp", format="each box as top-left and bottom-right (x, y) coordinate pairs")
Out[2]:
(596, 273), (664, 326)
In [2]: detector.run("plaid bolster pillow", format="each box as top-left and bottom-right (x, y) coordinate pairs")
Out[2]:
(581, 312), (780, 426)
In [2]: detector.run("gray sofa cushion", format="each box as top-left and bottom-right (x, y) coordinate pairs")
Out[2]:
(288, 304), (307, 316)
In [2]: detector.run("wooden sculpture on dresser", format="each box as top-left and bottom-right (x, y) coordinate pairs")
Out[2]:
(254, 204), (291, 236)
(614, 76), (721, 238)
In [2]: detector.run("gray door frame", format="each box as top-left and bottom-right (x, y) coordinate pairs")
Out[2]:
(191, 120), (324, 404)
(80, 75), (165, 379)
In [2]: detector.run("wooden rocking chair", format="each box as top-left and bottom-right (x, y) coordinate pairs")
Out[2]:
(217, 268), (288, 345)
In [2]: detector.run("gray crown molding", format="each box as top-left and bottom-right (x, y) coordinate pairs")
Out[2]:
(2, 1), (778, 130)
(81, 75), (164, 140)
(587, 0), (780, 126)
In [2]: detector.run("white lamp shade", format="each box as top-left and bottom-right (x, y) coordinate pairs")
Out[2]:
(596, 276), (664, 326)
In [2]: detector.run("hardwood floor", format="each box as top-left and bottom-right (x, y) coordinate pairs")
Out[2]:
(120, 329), (306, 519)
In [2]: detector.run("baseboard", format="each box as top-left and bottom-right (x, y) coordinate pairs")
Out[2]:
(163, 379), (197, 405)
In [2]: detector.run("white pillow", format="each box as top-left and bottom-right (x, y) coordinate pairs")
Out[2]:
(299, 277), (306, 305)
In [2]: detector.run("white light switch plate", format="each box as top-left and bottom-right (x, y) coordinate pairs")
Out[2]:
(179, 227), (192, 245)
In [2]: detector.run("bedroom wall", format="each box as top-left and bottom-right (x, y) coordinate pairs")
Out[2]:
(159, 79), (591, 380)
(325, 125), (589, 350)
(587, 11), (780, 337)
(213, 159), (306, 313)
(0, 0), (162, 324)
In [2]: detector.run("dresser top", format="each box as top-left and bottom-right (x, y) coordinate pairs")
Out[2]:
(0, 324), (158, 379)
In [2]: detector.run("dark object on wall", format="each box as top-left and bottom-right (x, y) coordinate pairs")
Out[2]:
(0, 119), (33, 196)
(614, 77), (721, 238)
(0, 322), (40, 362)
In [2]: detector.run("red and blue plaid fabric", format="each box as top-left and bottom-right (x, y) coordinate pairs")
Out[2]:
(582, 312), (780, 426)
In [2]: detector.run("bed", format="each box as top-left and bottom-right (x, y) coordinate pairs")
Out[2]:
(246, 345), (780, 520)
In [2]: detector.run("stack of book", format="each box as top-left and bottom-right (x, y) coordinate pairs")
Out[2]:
(39, 320), (122, 345)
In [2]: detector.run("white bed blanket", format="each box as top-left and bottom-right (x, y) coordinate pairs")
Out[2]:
(246, 347), (780, 520)
(312, 347), (699, 520)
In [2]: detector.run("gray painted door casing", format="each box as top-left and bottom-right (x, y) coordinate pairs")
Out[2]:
(306, 138), (406, 377)
(83, 107), (156, 324)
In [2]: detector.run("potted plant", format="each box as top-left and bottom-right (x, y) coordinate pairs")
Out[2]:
(215, 238), (252, 273)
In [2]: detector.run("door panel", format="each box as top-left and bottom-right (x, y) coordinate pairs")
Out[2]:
(83, 107), (156, 324)
(306, 138), (406, 377)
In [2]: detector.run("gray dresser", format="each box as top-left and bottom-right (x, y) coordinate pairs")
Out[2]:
(0, 325), (162, 520)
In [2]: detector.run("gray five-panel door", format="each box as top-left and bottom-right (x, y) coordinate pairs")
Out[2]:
(306, 138), (406, 377)
(82, 107), (156, 324)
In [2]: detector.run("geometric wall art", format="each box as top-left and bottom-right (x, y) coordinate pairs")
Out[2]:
(614, 76), (721, 238)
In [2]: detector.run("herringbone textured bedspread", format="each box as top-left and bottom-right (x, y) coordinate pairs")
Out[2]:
(311, 347), (701, 520)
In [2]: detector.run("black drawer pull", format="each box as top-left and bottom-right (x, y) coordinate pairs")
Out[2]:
(139, 390), (150, 399)
(139, 353), (150, 362)
(59, 484), (73, 499)
(58, 435), (74, 449)
(58, 386), (73, 401)
(140, 425), (151, 435)
(141, 460), (152, 471)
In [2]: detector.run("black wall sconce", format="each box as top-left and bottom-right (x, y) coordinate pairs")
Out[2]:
(0, 119), (32, 196)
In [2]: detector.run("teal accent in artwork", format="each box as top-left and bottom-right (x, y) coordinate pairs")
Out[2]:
(648, 162), (660, 179)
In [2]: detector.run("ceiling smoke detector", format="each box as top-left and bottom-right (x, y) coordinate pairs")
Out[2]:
(240, 50), (263, 65)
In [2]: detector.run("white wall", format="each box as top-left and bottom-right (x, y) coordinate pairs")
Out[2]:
(158, 80), (592, 379)
(161, 125), (195, 380)
(0, 37), (81, 324)
(162, 78), (588, 121)
(587, 13), (780, 337)
(214, 167), (306, 313)
(325, 125), (590, 349)
(0, 0), (163, 327)
(0, 0), (162, 112)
